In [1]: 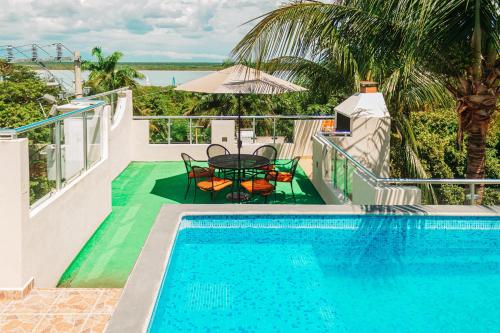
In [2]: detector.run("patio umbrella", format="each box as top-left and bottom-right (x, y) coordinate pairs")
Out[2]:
(175, 64), (306, 201)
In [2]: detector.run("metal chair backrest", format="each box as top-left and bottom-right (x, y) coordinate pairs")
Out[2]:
(253, 145), (277, 163)
(206, 144), (230, 159)
(181, 153), (194, 174)
(289, 156), (301, 178)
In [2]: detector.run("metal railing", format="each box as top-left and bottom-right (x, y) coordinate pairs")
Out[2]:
(0, 101), (106, 207)
(134, 115), (335, 145)
(316, 132), (500, 205)
(77, 87), (129, 122)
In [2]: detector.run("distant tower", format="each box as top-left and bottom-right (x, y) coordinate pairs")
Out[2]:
(56, 43), (63, 61)
(31, 44), (38, 61)
(6, 45), (13, 62)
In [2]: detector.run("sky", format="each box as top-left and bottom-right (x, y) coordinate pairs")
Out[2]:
(0, 0), (283, 62)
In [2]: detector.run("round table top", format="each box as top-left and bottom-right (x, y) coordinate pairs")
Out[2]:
(208, 154), (269, 170)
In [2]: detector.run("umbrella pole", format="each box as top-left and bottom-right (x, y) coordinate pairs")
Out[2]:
(237, 94), (242, 203)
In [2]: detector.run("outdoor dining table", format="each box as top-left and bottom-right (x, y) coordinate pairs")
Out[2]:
(208, 153), (270, 202)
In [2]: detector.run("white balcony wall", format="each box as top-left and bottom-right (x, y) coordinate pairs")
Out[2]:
(0, 91), (135, 290)
(0, 139), (29, 289)
(351, 172), (421, 205)
(109, 91), (133, 179)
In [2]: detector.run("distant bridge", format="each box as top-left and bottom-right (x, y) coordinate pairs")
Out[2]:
(0, 43), (81, 96)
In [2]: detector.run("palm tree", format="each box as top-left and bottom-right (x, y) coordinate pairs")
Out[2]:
(83, 47), (144, 93)
(232, 0), (498, 202)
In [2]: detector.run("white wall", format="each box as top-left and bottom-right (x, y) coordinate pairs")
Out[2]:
(26, 158), (111, 287)
(109, 91), (133, 179)
(333, 116), (391, 177)
(0, 139), (29, 288)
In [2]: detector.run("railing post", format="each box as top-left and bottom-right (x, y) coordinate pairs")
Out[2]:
(333, 150), (337, 187)
(272, 118), (277, 144)
(54, 120), (62, 189)
(82, 112), (88, 170)
(344, 156), (348, 198)
(252, 117), (256, 143)
(189, 118), (193, 144)
(167, 118), (171, 144)
(469, 183), (476, 205)
(110, 94), (115, 119)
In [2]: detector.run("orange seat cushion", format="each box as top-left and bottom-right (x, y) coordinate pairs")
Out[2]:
(267, 171), (293, 182)
(189, 167), (214, 178)
(241, 179), (275, 194)
(257, 164), (275, 171)
(197, 177), (232, 191)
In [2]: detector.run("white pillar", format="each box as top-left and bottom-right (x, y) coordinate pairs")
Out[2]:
(74, 51), (83, 98)
(0, 139), (30, 289)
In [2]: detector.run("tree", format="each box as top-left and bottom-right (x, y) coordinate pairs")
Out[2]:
(83, 47), (144, 93)
(232, 0), (499, 202)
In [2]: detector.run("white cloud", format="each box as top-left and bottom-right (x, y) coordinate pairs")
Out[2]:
(0, 0), (283, 61)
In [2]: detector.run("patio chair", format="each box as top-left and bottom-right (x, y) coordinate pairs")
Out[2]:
(252, 145), (277, 171)
(266, 156), (301, 203)
(192, 166), (233, 202)
(206, 143), (230, 159)
(241, 169), (276, 203)
(207, 143), (233, 178)
(181, 153), (214, 199)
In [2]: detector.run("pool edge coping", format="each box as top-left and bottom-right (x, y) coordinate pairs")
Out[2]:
(105, 204), (500, 333)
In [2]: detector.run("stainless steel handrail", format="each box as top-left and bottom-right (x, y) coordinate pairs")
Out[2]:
(136, 114), (336, 146)
(134, 115), (335, 120)
(75, 87), (129, 100)
(316, 132), (500, 204)
(317, 132), (500, 186)
(0, 101), (106, 138)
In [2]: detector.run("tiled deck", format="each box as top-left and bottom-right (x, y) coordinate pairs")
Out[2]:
(0, 289), (121, 333)
(58, 161), (324, 289)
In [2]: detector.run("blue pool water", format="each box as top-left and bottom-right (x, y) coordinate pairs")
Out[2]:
(148, 215), (500, 333)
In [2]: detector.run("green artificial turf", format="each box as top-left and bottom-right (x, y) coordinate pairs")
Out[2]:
(57, 161), (324, 288)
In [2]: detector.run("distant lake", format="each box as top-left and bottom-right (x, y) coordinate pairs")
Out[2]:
(36, 70), (214, 88)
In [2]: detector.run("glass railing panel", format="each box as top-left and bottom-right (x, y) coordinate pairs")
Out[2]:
(482, 186), (500, 205)
(149, 119), (170, 144)
(19, 126), (57, 205)
(254, 118), (275, 144)
(148, 118), (193, 144)
(169, 119), (189, 144)
(60, 115), (85, 184)
(81, 88), (126, 123)
(85, 109), (102, 168)
(331, 151), (354, 200)
(420, 183), (500, 205)
(191, 119), (211, 144)
(274, 118), (294, 143)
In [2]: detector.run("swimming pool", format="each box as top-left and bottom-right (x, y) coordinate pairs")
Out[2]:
(148, 214), (500, 332)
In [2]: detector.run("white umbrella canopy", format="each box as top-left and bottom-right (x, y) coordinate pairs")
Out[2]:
(175, 64), (307, 95)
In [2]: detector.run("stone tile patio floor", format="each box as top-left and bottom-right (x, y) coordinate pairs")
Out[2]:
(0, 288), (122, 333)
